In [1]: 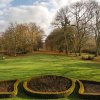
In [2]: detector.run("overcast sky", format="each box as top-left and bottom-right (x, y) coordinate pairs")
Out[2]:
(0, 0), (99, 35)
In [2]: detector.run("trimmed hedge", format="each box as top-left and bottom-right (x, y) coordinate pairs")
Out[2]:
(0, 79), (19, 98)
(23, 75), (76, 98)
(77, 79), (100, 99)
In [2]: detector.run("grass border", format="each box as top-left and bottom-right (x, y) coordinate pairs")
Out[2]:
(23, 75), (76, 98)
(0, 79), (19, 98)
(77, 79), (100, 99)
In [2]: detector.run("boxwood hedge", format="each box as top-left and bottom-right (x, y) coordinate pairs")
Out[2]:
(77, 79), (100, 99)
(23, 75), (76, 99)
(0, 79), (19, 98)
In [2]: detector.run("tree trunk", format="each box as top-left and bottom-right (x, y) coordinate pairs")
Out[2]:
(78, 46), (81, 56)
(64, 34), (69, 56)
(95, 45), (99, 57)
(73, 48), (77, 56)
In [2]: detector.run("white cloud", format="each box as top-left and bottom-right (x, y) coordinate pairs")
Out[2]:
(0, 0), (99, 35)
(0, 11), (3, 16)
(0, 0), (13, 8)
(0, 0), (12, 3)
(3, 3), (53, 35)
(50, 0), (68, 8)
(0, 0), (62, 34)
(0, 20), (8, 32)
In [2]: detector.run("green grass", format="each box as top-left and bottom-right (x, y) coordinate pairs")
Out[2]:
(0, 54), (100, 100)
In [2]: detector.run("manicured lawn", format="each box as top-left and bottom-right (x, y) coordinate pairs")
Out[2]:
(0, 54), (100, 100)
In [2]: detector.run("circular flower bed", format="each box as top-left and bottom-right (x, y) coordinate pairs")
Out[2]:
(23, 75), (75, 98)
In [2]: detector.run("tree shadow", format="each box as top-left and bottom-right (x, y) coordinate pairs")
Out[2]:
(17, 81), (33, 99)
(67, 81), (82, 100)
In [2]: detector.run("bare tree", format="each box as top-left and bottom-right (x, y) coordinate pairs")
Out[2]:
(2, 23), (44, 56)
(28, 23), (44, 51)
(53, 7), (71, 55)
(89, 1), (100, 56)
(45, 28), (64, 51)
(70, 0), (95, 56)
(3, 23), (17, 56)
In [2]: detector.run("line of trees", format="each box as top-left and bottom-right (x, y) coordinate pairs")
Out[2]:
(0, 23), (44, 56)
(45, 0), (100, 56)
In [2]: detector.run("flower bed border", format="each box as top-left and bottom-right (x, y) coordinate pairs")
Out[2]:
(77, 79), (100, 99)
(0, 79), (19, 98)
(23, 75), (76, 98)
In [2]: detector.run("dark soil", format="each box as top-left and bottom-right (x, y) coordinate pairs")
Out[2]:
(0, 80), (16, 92)
(81, 80), (100, 93)
(27, 75), (72, 92)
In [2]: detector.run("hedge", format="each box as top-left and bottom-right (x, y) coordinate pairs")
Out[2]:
(0, 79), (19, 98)
(23, 75), (76, 98)
(77, 79), (100, 99)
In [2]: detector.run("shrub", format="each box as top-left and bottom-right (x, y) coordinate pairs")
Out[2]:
(81, 55), (94, 60)
(16, 49), (28, 54)
(0, 54), (5, 60)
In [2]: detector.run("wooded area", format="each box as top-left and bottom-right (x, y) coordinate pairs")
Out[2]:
(0, 0), (100, 57)
(46, 0), (100, 56)
(0, 23), (44, 56)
